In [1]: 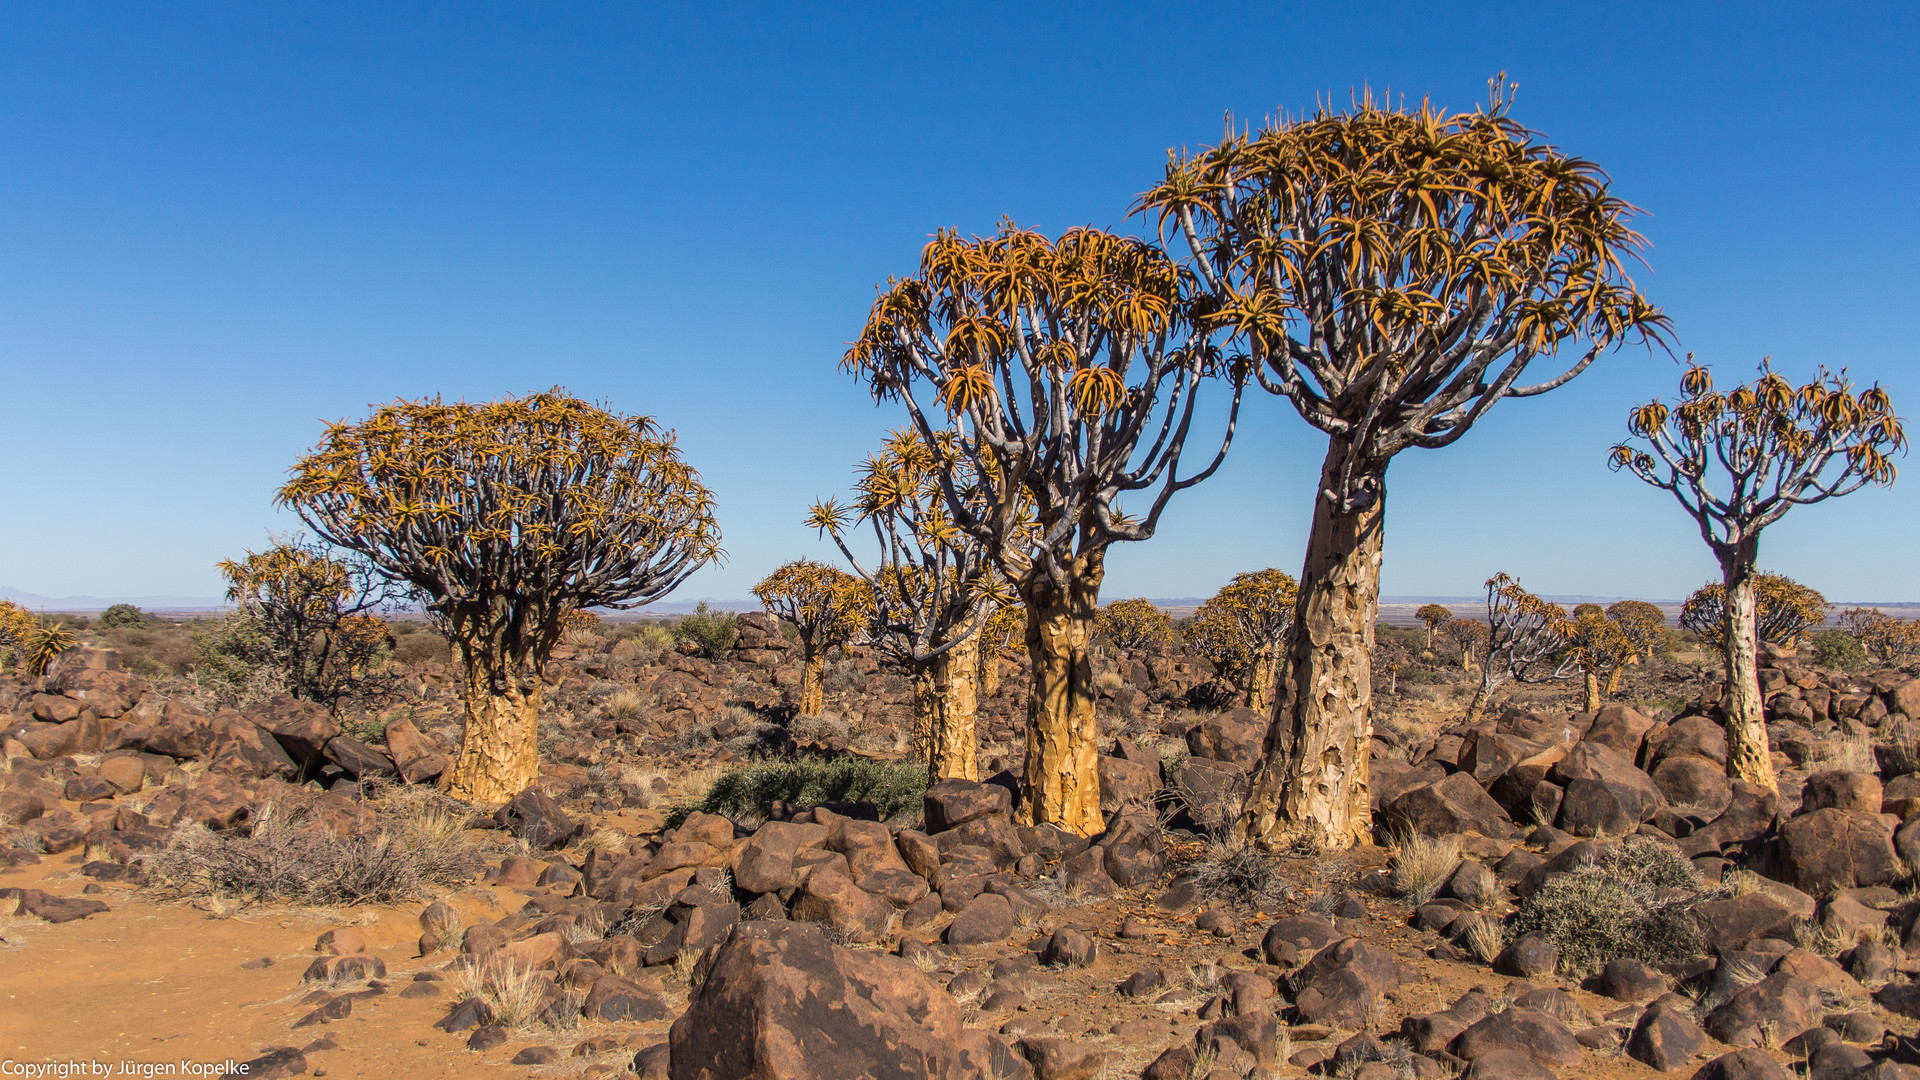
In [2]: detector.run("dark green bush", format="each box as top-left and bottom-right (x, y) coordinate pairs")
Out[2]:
(98, 603), (148, 629)
(1809, 629), (1868, 671)
(682, 758), (928, 825)
(672, 602), (737, 660)
(1505, 836), (1712, 976)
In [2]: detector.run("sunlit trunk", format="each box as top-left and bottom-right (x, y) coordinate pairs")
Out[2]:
(1582, 670), (1601, 712)
(444, 640), (542, 806)
(1246, 651), (1280, 714)
(797, 644), (827, 717)
(979, 650), (1002, 699)
(1019, 551), (1104, 836)
(923, 633), (980, 781)
(1240, 441), (1383, 851)
(1721, 555), (1776, 791)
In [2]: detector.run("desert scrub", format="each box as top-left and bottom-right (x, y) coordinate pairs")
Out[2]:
(143, 785), (481, 905)
(1504, 836), (1713, 976)
(1388, 832), (1461, 906)
(672, 602), (737, 660)
(680, 758), (928, 825)
(1182, 840), (1290, 909)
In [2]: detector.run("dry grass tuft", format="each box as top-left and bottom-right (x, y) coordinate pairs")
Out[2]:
(1388, 832), (1461, 906)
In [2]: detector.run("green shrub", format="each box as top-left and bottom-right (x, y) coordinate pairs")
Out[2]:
(1810, 629), (1868, 671)
(672, 602), (737, 660)
(98, 603), (148, 629)
(682, 758), (928, 824)
(1505, 836), (1711, 976)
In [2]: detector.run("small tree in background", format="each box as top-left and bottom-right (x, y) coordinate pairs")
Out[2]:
(1679, 574), (1827, 651)
(1416, 605), (1454, 650)
(845, 224), (1242, 835)
(1441, 618), (1488, 672)
(1097, 598), (1176, 652)
(1839, 608), (1920, 667)
(753, 559), (873, 717)
(98, 604), (149, 630)
(1146, 79), (1669, 849)
(1185, 569), (1298, 712)
(977, 603), (1025, 698)
(1602, 600), (1669, 692)
(811, 430), (1011, 781)
(1465, 573), (1574, 722)
(281, 390), (721, 805)
(215, 537), (405, 711)
(1561, 608), (1640, 711)
(1613, 361), (1901, 791)
(0, 601), (40, 671)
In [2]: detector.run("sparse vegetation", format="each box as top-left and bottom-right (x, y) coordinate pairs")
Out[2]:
(672, 601), (739, 661)
(1505, 837), (1712, 976)
(684, 757), (929, 824)
(1389, 833), (1461, 907)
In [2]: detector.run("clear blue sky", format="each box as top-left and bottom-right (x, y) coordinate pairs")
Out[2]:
(2, 3), (1915, 605)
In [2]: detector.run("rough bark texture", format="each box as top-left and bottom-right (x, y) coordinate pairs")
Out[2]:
(978, 653), (1001, 699)
(1241, 444), (1384, 850)
(926, 633), (980, 782)
(1247, 653), (1280, 713)
(798, 646), (827, 718)
(1721, 564), (1777, 792)
(1583, 671), (1602, 712)
(444, 642), (542, 805)
(1019, 551), (1105, 836)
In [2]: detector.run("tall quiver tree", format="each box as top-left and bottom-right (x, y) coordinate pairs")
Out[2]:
(810, 430), (1011, 782)
(1144, 81), (1669, 849)
(752, 559), (872, 717)
(845, 224), (1243, 835)
(1611, 362), (1903, 792)
(1416, 605), (1454, 650)
(281, 391), (721, 805)
(977, 603), (1025, 699)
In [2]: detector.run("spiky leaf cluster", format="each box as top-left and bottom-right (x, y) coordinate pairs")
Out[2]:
(278, 390), (721, 663)
(1145, 78), (1669, 511)
(1611, 362), (1905, 555)
(844, 223), (1242, 588)
(1839, 608), (1920, 666)
(217, 537), (404, 707)
(0, 600), (38, 670)
(979, 603), (1027, 660)
(1096, 598), (1176, 651)
(1680, 574), (1827, 649)
(753, 559), (874, 654)
(1483, 572), (1575, 684)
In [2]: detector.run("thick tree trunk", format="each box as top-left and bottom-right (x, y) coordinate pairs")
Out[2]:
(1720, 559), (1777, 791)
(1240, 442), (1384, 850)
(1606, 664), (1627, 696)
(797, 644), (827, 717)
(927, 632), (980, 781)
(445, 642), (543, 806)
(979, 650), (1002, 699)
(1247, 652), (1279, 713)
(1583, 670), (1601, 712)
(1019, 551), (1105, 836)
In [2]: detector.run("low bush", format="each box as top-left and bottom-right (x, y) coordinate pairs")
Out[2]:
(1504, 836), (1711, 976)
(1389, 832), (1460, 906)
(142, 785), (480, 905)
(684, 758), (928, 824)
(672, 602), (737, 660)
(97, 603), (149, 629)
(1184, 840), (1289, 910)
(1809, 629), (1868, 671)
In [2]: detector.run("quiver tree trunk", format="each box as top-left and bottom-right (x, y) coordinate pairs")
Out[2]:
(1720, 560), (1777, 791)
(1246, 651), (1280, 714)
(1019, 551), (1105, 836)
(445, 639), (544, 806)
(921, 633), (980, 781)
(797, 643), (828, 718)
(1583, 670), (1602, 712)
(979, 652), (1002, 699)
(1240, 444), (1384, 850)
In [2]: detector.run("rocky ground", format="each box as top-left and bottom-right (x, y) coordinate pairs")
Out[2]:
(4, 614), (1920, 1080)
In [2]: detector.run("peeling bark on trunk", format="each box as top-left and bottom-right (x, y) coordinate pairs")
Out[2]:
(797, 646), (827, 717)
(1606, 664), (1627, 696)
(1721, 562), (1777, 791)
(1582, 670), (1601, 713)
(444, 641), (543, 806)
(1240, 442), (1384, 850)
(925, 633), (980, 781)
(1247, 652), (1280, 714)
(979, 652), (1002, 699)
(1019, 551), (1105, 836)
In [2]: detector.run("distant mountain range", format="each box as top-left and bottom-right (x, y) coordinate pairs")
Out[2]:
(0, 586), (227, 612)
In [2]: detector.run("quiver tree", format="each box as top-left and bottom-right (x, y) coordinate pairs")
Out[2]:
(280, 390), (721, 805)
(1679, 574), (1827, 651)
(217, 536), (407, 710)
(0, 601), (38, 672)
(1611, 361), (1902, 791)
(1416, 604), (1454, 649)
(1441, 618), (1488, 671)
(1096, 598), (1176, 652)
(1601, 600), (1668, 692)
(810, 430), (1011, 781)
(752, 558), (873, 717)
(1561, 608), (1640, 711)
(1465, 573), (1574, 722)
(1840, 608), (1920, 666)
(977, 603), (1025, 698)
(1186, 569), (1299, 711)
(845, 224), (1242, 835)
(1146, 79), (1669, 849)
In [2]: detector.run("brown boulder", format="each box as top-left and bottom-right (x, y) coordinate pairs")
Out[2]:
(1184, 708), (1265, 769)
(1384, 771), (1513, 838)
(383, 718), (449, 784)
(1778, 808), (1900, 895)
(1292, 937), (1404, 1027)
(922, 779), (1012, 834)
